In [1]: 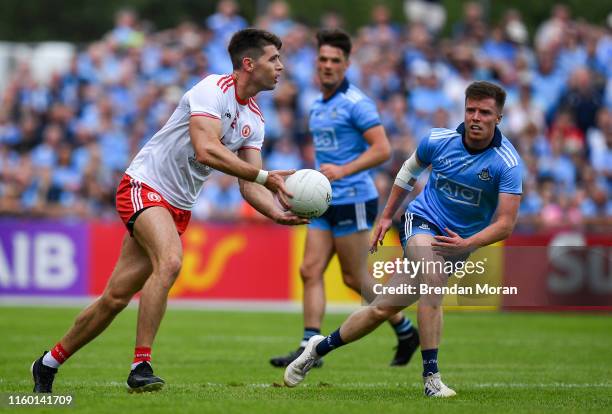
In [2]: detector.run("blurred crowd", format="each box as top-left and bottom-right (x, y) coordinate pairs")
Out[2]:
(0, 0), (610, 233)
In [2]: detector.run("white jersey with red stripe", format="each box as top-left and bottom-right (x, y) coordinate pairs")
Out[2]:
(126, 73), (265, 210)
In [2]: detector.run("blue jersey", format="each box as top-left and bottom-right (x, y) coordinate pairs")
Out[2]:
(309, 79), (381, 205)
(408, 123), (522, 238)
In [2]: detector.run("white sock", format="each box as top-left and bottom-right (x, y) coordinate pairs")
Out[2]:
(42, 352), (61, 369)
(299, 340), (308, 348)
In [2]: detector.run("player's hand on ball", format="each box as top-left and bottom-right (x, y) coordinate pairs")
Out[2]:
(370, 218), (393, 253)
(264, 169), (295, 209)
(431, 228), (474, 257)
(274, 210), (310, 226)
(320, 163), (346, 182)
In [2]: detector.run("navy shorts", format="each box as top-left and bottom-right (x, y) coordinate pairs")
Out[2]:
(398, 212), (444, 249)
(309, 198), (378, 237)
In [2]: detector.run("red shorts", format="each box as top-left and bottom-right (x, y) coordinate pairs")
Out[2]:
(115, 174), (191, 236)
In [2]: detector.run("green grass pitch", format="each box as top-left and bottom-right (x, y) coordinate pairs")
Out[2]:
(0, 307), (610, 413)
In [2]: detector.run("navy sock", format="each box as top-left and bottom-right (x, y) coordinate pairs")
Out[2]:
(300, 327), (321, 347)
(421, 348), (439, 376)
(391, 317), (414, 340)
(314, 329), (345, 356)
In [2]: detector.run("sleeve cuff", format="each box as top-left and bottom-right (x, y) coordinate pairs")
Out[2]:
(191, 112), (220, 119)
(359, 121), (382, 134)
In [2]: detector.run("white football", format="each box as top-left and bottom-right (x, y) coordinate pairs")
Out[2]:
(284, 169), (332, 218)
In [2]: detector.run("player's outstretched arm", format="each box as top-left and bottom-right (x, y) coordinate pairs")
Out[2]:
(431, 193), (521, 256)
(189, 116), (294, 203)
(237, 148), (309, 226)
(320, 125), (391, 181)
(370, 152), (427, 252)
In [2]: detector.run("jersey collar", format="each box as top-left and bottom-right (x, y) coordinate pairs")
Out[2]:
(456, 122), (502, 155)
(322, 78), (350, 103)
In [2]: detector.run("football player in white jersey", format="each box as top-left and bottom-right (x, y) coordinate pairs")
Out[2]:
(31, 28), (307, 394)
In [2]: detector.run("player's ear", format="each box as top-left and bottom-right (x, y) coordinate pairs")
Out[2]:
(242, 56), (255, 73)
(496, 113), (503, 124)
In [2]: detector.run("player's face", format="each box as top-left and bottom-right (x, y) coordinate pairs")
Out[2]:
(317, 45), (349, 90)
(252, 45), (284, 90)
(464, 97), (501, 143)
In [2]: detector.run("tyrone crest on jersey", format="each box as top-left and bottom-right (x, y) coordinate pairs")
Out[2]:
(241, 124), (251, 138)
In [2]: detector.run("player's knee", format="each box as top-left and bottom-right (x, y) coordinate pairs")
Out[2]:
(156, 254), (183, 280)
(300, 263), (323, 285)
(100, 291), (131, 313)
(420, 297), (444, 309)
(370, 305), (397, 321)
(341, 272), (361, 291)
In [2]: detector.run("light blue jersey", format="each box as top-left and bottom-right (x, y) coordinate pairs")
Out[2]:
(408, 123), (522, 238)
(309, 78), (381, 205)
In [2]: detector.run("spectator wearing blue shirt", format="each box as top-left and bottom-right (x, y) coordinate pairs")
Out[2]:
(31, 124), (63, 168)
(205, 0), (248, 46)
(409, 61), (453, 131)
(531, 49), (567, 119)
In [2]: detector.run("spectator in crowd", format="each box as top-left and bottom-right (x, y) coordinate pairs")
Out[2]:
(559, 67), (604, 134)
(452, 1), (487, 43)
(205, 0), (248, 45)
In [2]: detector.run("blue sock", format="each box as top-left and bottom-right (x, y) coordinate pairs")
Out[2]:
(300, 327), (321, 347)
(314, 329), (345, 356)
(391, 317), (414, 340)
(421, 348), (439, 376)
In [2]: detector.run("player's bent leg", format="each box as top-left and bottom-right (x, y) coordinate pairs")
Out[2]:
(334, 231), (419, 366)
(32, 234), (152, 393)
(334, 231), (407, 321)
(283, 265), (417, 387)
(132, 207), (183, 349)
(127, 206), (183, 393)
(301, 229), (335, 330)
(418, 303), (442, 351)
(64, 234), (152, 353)
(270, 228), (334, 368)
(284, 304), (404, 387)
(283, 335), (326, 387)
(340, 304), (404, 343)
(405, 233), (456, 397)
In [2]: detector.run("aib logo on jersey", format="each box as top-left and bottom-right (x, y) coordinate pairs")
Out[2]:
(477, 168), (492, 181)
(435, 174), (482, 206)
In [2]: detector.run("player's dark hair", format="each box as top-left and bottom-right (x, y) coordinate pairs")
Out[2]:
(316, 29), (352, 58)
(228, 28), (282, 70)
(465, 81), (507, 112)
